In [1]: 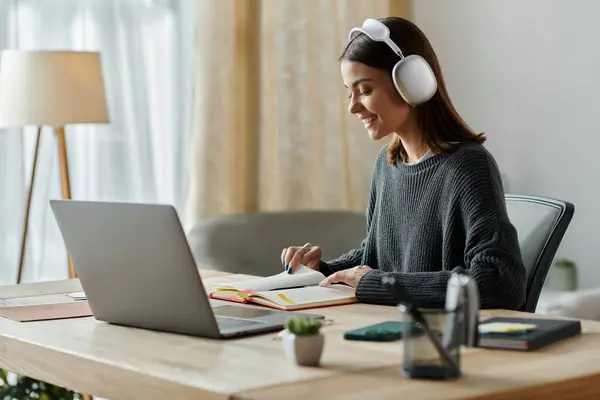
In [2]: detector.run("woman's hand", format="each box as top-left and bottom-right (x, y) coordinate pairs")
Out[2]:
(319, 265), (373, 288)
(281, 243), (322, 274)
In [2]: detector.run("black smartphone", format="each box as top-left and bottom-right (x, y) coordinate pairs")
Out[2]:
(343, 321), (416, 342)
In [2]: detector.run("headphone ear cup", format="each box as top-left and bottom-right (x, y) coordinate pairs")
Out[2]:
(391, 55), (437, 106)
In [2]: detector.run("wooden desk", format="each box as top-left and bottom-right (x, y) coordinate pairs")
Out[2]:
(1, 271), (600, 400)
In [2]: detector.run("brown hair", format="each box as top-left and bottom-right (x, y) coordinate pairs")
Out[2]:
(339, 17), (485, 164)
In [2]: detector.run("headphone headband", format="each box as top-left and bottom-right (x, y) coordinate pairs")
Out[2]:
(348, 19), (405, 60)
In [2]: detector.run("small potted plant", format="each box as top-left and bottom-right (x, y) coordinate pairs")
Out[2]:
(281, 317), (324, 366)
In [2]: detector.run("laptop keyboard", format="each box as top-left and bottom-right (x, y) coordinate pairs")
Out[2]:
(216, 316), (264, 330)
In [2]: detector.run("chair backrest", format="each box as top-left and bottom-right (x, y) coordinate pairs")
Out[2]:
(505, 194), (575, 312)
(186, 210), (366, 277)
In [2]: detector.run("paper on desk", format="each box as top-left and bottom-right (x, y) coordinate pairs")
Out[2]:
(0, 301), (93, 322)
(65, 291), (87, 300)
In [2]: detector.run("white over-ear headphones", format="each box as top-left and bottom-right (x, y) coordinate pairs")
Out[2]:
(349, 19), (437, 107)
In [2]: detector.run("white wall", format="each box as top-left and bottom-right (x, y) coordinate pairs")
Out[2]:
(413, 0), (600, 289)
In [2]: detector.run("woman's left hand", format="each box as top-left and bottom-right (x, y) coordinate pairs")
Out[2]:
(319, 265), (373, 288)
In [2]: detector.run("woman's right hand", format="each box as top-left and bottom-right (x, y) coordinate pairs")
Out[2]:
(281, 243), (322, 274)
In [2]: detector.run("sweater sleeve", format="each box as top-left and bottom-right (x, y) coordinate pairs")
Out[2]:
(318, 239), (366, 276)
(355, 150), (527, 310)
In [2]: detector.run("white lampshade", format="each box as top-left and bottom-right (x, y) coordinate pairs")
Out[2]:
(0, 50), (109, 128)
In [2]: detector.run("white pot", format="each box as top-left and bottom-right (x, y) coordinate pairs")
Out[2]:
(282, 331), (324, 366)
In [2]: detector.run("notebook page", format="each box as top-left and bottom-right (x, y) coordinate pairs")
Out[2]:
(252, 284), (356, 307)
(214, 265), (326, 293)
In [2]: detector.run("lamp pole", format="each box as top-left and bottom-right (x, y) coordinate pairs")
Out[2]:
(16, 127), (42, 284)
(55, 126), (77, 279)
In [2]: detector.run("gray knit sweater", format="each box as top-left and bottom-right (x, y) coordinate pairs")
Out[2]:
(319, 142), (527, 310)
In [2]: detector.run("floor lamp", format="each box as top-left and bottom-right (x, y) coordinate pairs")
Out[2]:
(0, 50), (109, 284)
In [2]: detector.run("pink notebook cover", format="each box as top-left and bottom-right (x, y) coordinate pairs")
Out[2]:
(0, 301), (93, 322)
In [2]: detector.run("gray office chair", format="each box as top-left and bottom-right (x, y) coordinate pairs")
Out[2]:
(505, 194), (575, 312)
(187, 210), (366, 277)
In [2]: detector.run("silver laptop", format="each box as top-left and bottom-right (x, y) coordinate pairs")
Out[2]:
(49, 199), (324, 339)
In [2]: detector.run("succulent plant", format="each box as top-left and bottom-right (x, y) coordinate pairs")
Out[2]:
(284, 317), (323, 336)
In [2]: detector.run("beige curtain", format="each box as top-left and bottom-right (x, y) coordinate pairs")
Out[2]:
(185, 0), (411, 230)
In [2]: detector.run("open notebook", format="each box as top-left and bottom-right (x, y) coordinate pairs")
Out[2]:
(209, 266), (357, 311)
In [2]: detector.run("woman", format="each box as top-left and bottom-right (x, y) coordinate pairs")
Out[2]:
(281, 17), (526, 310)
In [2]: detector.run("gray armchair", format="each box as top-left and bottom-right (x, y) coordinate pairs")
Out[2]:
(505, 194), (575, 312)
(187, 210), (366, 277)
